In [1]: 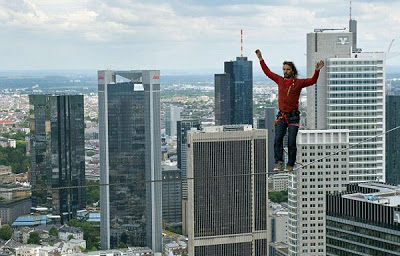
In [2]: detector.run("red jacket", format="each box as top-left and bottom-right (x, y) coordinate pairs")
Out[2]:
(260, 60), (320, 113)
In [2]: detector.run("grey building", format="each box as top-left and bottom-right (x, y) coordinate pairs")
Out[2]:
(177, 119), (201, 200)
(386, 95), (400, 185)
(258, 107), (276, 173)
(29, 94), (86, 223)
(215, 56), (253, 126)
(187, 125), (268, 256)
(177, 119), (201, 237)
(165, 106), (181, 137)
(98, 70), (162, 252)
(161, 166), (182, 224)
(326, 182), (400, 255)
(0, 197), (31, 225)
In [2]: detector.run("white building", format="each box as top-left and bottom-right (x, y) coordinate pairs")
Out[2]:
(269, 208), (288, 244)
(16, 244), (41, 256)
(268, 173), (289, 192)
(287, 130), (350, 256)
(58, 226), (83, 241)
(306, 23), (386, 183)
(164, 241), (187, 256)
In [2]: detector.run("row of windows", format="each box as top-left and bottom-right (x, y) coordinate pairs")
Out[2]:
(329, 105), (378, 111)
(329, 92), (378, 98)
(328, 66), (377, 72)
(329, 85), (378, 91)
(328, 73), (377, 78)
(329, 79), (378, 85)
(329, 60), (379, 65)
(301, 145), (346, 150)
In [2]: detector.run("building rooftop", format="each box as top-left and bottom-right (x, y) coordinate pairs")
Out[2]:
(343, 182), (400, 207)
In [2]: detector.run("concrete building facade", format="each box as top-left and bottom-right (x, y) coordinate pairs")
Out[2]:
(187, 125), (268, 256)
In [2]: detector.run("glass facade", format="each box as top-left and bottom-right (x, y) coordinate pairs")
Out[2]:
(215, 57), (253, 126)
(107, 83), (147, 247)
(29, 94), (86, 223)
(98, 70), (162, 252)
(386, 95), (400, 184)
(177, 119), (200, 200)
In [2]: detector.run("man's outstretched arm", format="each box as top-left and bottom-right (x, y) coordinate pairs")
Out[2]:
(256, 49), (280, 84)
(302, 60), (325, 87)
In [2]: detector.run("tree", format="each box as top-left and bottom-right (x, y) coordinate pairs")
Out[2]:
(27, 232), (41, 244)
(49, 227), (58, 237)
(68, 234), (74, 241)
(268, 190), (288, 203)
(0, 224), (13, 240)
(118, 242), (127, 248)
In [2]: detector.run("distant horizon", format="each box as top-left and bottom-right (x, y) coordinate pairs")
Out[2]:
(1, 64), (400, 77)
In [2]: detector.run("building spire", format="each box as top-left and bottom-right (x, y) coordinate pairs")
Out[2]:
(349, 0), (352, 21)
(241, 29), (243, 57)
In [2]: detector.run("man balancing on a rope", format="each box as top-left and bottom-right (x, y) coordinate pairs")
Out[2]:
(255, 49), (324, 172)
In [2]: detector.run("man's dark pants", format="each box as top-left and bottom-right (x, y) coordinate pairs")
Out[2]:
(274, 112), (300, 167)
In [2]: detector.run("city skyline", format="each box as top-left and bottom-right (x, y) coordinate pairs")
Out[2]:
(1, 1), (400, 70)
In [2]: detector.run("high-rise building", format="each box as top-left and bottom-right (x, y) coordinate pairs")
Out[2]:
(386, 95), (400, 185)
(215, 57), (253, 126)
(162, 166), (182, 224)
(287, 130), (349, 256)
(326, 182), (400, 255)
(29, 94), (86, 223)
(177, 119), (201, 200)
(258, 107), (277, 174)
(187, 125), (268, 256)
(177, 119), (201, 236)
(165, 106), (181, 137)
(306, 22), (386, 183)
(98, 70), (162, 252)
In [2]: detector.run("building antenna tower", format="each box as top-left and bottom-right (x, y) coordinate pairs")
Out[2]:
(241, 29), (243, 57)
(349, 0), (352, 21)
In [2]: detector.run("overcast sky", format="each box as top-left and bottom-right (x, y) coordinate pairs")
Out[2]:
(1, 0), (400, 72)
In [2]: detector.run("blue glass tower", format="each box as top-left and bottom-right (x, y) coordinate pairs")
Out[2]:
(215, 56), (253, 126)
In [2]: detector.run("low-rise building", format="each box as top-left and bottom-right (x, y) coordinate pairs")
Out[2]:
(58, 226), (83, 241)
(268, 173), (288, 192)
(164, 241), (187, 256)
(0, 197), (31, 225)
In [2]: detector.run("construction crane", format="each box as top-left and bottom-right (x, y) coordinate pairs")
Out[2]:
(387, 39), (395, 52)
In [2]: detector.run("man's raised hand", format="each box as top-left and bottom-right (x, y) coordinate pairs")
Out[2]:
(255, 49), (263, 61)
(315, 60), (324, 71)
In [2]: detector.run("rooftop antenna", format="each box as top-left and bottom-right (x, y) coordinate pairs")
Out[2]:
(349, 0), (352, 21)
(241, 29), (243, 57)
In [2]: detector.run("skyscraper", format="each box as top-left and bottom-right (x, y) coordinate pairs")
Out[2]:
(29, 94), (86, 223)
(258, 107), (277, 173)
(287, 130), (349, 256)
(187, 125), (268, 256)
(165, 106), (181, 137)
(215, 57), (253, 126)
(306, 22), (386, 182)
(162, 166), (182, 224)
(177, 119), (201, 236)
(386, 95), (400, 184)
(98, 70), (162, 252)
(177, 119), (201, 200)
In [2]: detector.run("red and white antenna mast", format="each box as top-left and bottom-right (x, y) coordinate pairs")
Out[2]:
(241, 29), (243, 57)
(349, 0), (352, 21)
